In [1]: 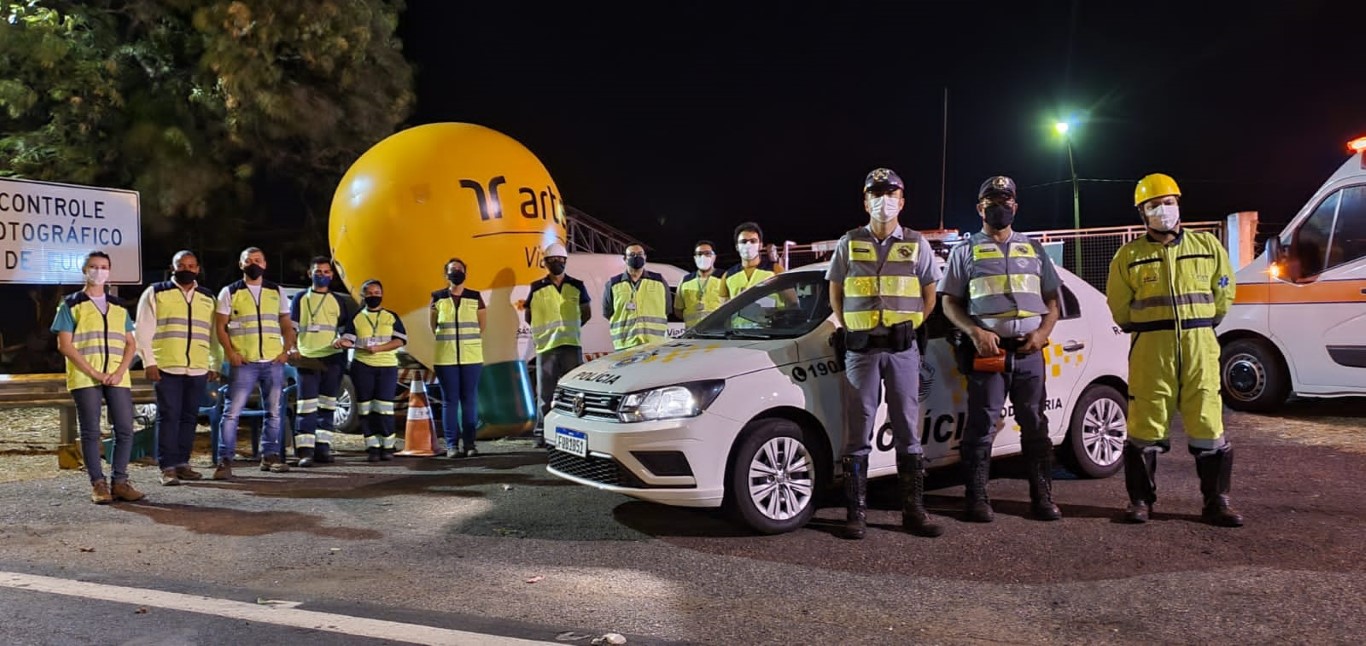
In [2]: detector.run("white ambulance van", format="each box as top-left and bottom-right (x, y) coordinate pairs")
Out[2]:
(543, 259), (1131, 534)
(1217, 137), (1366, 411)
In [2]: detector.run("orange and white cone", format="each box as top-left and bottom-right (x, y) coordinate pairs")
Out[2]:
(396, 378), (437, 457)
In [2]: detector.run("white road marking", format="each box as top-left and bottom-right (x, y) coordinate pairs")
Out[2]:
(0, 571), (554, 645)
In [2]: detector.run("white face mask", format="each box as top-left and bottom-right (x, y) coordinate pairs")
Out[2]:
(694, 254), (714, 271)
(869, 196), (902, 222)
(737, 242), (761, 261)
(84, 268), (110, 286)
(1144, 203), (1181, 232)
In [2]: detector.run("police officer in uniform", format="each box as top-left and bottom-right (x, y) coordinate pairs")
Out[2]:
(1107, 173), (1242, 527)
(674, 240), (726, 328)
(526, 242), (591, 447)
(941, 176), (1063, 522)
(827, 168), (943, 539)
(603, 243), (670, 351)
(289, 256), (349, 466)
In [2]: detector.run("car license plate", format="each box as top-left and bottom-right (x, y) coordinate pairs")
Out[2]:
(555, 428), (587, 458)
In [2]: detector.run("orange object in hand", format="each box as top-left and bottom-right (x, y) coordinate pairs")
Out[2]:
(973, 350), (1008, 373)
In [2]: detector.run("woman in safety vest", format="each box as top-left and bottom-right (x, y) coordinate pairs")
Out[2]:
(429, 258), (485, 458)
(339, 279), (407, 462)
(50, 251), (146, 504)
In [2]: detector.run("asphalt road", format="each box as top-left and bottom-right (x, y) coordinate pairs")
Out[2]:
(0, 399), (1363, 645)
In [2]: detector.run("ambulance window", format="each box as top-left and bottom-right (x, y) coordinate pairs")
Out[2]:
(1057, 284), (1081, 320)
(1326, 185), (1366, 269)
(1293, 191), (1338, 278)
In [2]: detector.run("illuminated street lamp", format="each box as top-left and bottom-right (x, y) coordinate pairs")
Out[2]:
(1056, 120), (1081, 270)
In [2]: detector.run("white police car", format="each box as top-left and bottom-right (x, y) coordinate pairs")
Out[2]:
(544, 261), (1131, 534)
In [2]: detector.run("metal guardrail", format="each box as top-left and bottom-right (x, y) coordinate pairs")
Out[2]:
(0, 371), (157, 468)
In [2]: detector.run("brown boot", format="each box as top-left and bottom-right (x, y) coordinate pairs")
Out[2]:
(260, 454), (291, 473)
(174, 465), (204, 481)
(213, 459), (233, 480)
(111, 480), (145, 502)
(160, 468), (182, 486)
(90, 480), (113, 504)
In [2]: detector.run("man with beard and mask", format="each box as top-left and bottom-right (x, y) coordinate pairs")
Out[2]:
(214, 247), (297, 478)
(674, 240), (726, 328)
(603, 243), (670, 350)
(941, 176), (1063, 523)
(526, 242), (591, 447)
(136, 250), (221, 486)
(431, 257), (485, 457)
(826, 168), (943, 540)
(287, 256), (350, 466)
(1106, 173), (1241, 527)
(721, 223), (786, 300)
(340, 279), (407, 461)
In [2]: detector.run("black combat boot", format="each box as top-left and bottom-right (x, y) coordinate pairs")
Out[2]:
(366, 446), (381, 463)
(840, 456), (868, 540)
(297, 446), (315, 468)
(313, 442), (334, 464)
(1025, 445), (1062, 521)
(1122, 443), (1157, 523)
(897, 454), (944, 538)
(961, 445), (994, 523)
(1194, 445), (1244, 527)
(380, 436), (396, 461)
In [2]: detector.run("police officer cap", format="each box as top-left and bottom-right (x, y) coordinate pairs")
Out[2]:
(978, 175), (1017, 200)
(864, 168), (904, 192)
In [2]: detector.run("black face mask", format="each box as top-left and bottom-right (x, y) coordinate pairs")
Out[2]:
(546, 259), (567, 276)
(984, 204), (1016, 230)
(173, 270), (197, 286)
(364, 295), (383, 309)
(447, 270), (465, 285)
(243, 264), (265, 280)
(626, 256), (646, 270)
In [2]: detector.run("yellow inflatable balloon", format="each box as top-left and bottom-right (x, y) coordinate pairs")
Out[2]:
(329, 123), (567, 370)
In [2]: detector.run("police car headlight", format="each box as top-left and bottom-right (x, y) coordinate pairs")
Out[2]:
(618, 380), (725, 422)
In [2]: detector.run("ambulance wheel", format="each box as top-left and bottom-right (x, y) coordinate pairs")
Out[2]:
(1062, 384), (1126, 478)
(334, 376), (360, 434)
(1221, 338), (1289, 412)
(725, 419), (819, 534)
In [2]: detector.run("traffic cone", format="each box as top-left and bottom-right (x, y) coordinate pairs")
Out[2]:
(396, 378), (437, 457)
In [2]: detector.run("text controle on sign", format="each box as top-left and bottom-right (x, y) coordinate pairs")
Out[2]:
(0, 177), (141, 284)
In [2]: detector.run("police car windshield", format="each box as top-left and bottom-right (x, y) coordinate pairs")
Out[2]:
(685, 271), (833, 340)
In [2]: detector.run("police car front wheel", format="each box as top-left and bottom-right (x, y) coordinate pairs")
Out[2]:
(726, 419), (821, 534)
(1062, 383), (1127, 478)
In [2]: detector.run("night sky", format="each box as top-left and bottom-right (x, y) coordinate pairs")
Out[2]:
(399, 0), (1366, 265)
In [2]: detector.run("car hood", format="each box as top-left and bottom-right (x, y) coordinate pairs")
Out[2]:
(559, 338), (798, 393)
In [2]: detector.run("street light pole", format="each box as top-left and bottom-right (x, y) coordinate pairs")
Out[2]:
(1064, 136), (1081, 271)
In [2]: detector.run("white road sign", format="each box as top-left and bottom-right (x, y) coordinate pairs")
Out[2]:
(0, 177), (141, 284)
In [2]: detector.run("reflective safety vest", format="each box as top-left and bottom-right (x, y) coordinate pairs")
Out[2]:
(149, 281), (218, 371)
(964, 232), (1048, 319)
(346, 308), (406, 368)
(224, 280), (286, 362)
(840, 227), (927, 331)
(293, 290), (346, 359)
(675, 270), (726, 327)
(607, 272), (669, 350)
(528, 275), (587, 354)
(1107, 230), (1233, 333)
(61, 291), (133, 390)
(724, 261), (776, 298)
(432, 288), (483, 365)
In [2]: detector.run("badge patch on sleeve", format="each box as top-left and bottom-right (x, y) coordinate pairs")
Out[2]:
(1218, 276), (1230, 288)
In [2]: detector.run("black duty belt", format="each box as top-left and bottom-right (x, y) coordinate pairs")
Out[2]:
(1127, 318), (1215, 332)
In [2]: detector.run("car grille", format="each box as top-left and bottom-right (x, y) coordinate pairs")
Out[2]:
(548, 450), (629, 487)
(552, 387), (621, 421)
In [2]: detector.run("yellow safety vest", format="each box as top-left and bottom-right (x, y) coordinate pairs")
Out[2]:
(1107, 230), (1234, 333)
(61, 291), (132, 390)
(608, 272), (669, 350)
(675, 271), (726, 327)
(294, 290), (345, 359)
(528, 275), (586, 353)
(840, 227), (927, 331)
(724, 261), (776, 298)
(348, 308), (406, 368)
(149, 281), (219, 371)
(965, 232), (1048, 318)
(224, 280), (285, 362)
(432, 289), (483, 365)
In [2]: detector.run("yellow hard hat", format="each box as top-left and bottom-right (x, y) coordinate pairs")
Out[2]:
(1134, 173), (1181, 206)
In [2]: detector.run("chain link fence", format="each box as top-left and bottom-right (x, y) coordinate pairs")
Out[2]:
(1025, 221), (1226, 291)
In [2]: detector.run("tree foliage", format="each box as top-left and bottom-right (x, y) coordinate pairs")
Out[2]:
(0, 0), (414, 259)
